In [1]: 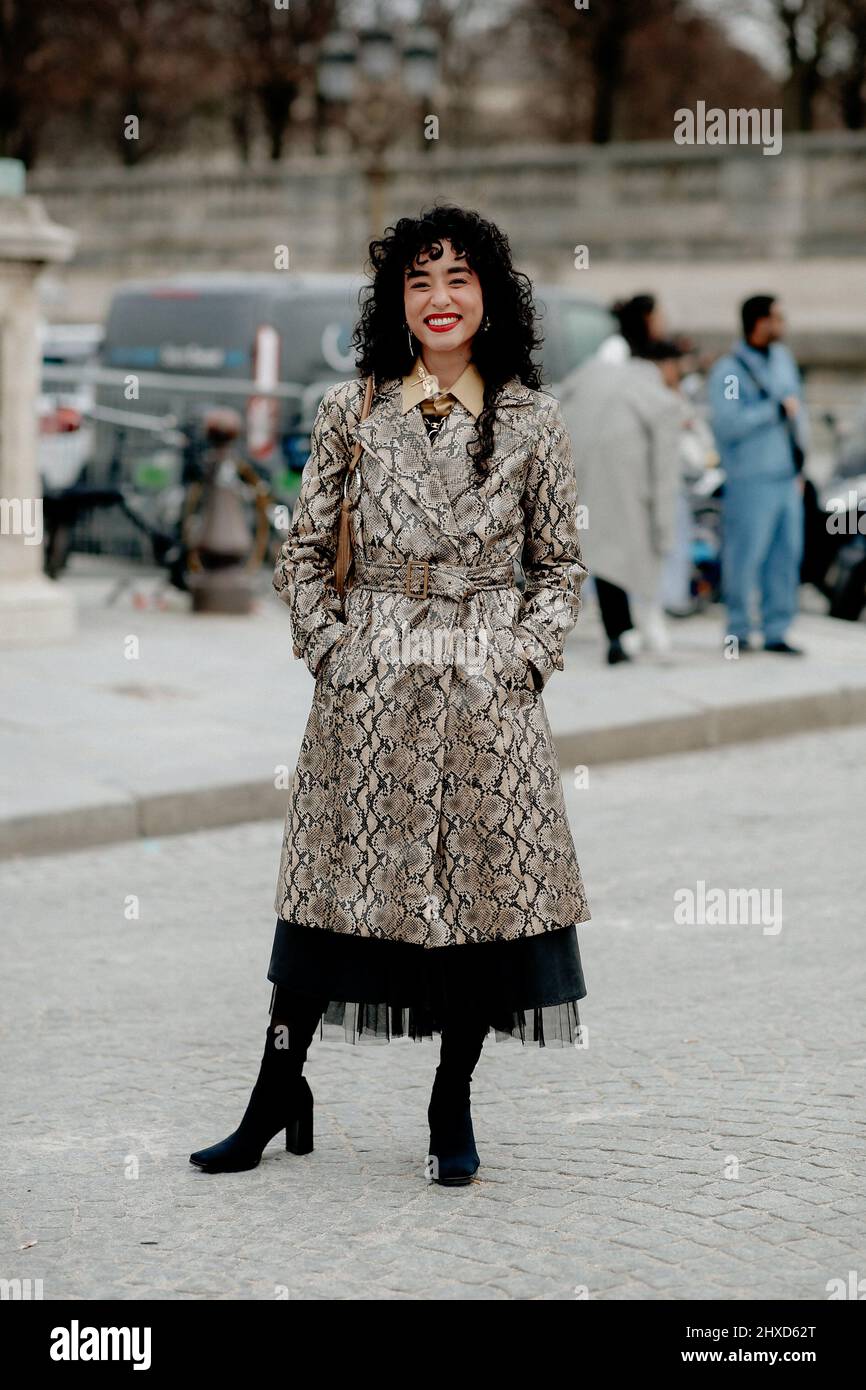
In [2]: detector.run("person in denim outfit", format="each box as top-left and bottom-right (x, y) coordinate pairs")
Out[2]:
(708, 296), (807, 654)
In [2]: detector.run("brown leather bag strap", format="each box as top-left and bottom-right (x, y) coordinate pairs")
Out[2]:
(334, 375), (374, 599)
(347, 374), (375, 476)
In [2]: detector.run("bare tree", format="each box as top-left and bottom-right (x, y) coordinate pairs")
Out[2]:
(833, 0), (866, 127)
(213, 0), (338, 162)
(518, 0), (777, 143)
(733, 0), (866, 130)
(774, 0), (836, 128)
(526, 0), (684, 144)
(621, 8), (780, 139)
(27, 0), (343, 169)
(0, 0), (64, 164)
(45, 0), (222, 167)
(416, 0), (513, 147)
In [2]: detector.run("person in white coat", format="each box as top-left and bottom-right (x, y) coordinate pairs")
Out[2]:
(559, 341), (684, 663)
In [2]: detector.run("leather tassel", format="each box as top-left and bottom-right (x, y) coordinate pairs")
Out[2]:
(334, 495), (353, 598)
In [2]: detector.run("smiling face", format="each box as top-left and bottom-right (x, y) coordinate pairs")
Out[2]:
(403, 239), (484, 358)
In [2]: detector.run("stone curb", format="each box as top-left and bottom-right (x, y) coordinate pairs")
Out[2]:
(3, 685), (865, 861)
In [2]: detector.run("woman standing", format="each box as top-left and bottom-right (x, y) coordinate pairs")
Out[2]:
(190, 205), (592, 1186)
(560, 339), (684, 665)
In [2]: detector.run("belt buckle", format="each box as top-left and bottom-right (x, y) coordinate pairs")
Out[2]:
(404, 559), (429, 598)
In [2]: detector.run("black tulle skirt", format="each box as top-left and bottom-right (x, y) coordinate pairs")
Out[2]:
(267, 917), (587, 1048)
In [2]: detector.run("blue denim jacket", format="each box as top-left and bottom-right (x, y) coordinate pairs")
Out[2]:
(708, 339), (808, 483)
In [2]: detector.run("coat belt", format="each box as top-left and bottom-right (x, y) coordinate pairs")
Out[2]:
(351, 558), (515, 600)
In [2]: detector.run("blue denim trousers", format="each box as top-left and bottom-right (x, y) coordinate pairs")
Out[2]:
(721, 474), (804, 644)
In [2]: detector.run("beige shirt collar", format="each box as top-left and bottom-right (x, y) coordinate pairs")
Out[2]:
(401, 356), (485, 419)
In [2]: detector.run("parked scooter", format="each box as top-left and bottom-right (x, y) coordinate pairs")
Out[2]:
(687, 462), (724, 610)
(801, 408), (866, 621)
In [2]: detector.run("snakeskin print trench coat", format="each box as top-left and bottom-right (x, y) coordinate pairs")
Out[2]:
(272, 373), (592, 948)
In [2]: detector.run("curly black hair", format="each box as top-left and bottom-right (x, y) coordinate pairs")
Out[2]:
(352, 203), (543, 478)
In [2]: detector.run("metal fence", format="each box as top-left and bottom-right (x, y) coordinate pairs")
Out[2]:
(40, 364), (314, 562)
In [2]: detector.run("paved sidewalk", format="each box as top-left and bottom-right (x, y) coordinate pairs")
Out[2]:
(1, 559), (864, 857)
(1, 726), (863, 1300)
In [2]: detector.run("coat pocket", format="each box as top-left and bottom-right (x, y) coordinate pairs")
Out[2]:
(317, 627), (350, 688)
(495, 629), (536, 697)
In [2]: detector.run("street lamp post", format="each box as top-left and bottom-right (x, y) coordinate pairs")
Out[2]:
(317, 23), (441, 241)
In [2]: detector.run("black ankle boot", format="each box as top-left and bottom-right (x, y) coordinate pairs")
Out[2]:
(190, 1022), (315, 1173)
(607, 637), (631, 665)
(426, 1067), (480, 1186)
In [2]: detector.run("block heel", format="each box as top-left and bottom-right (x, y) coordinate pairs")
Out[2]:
(285, 1078), (314, 1155)
(426, 1080), (480, 1186)
(190, 1074), (315, 1173)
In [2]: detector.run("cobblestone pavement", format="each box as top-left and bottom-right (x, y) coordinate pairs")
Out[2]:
(2, 726), (864, 1300)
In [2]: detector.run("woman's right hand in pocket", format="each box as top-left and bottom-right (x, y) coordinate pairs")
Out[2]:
(316, 625), (349, 683)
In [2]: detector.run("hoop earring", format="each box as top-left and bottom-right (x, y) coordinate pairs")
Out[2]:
(404, 322), (415, 356)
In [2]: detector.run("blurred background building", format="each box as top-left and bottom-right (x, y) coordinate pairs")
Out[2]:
(1, 1), (862, 340)
(2, 0), (865, 593)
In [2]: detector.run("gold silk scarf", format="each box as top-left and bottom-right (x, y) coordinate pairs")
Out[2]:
(415, 360), (456, 437)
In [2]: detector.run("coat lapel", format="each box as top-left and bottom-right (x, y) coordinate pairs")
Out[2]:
(355, 378), (461, 540)
(354, 375), (539, 545)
